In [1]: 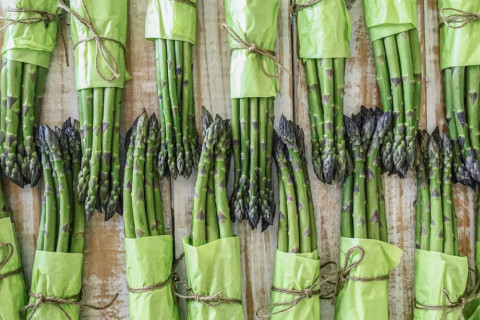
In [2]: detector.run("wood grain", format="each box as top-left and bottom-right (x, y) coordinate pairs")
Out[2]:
(0, 1), (475, 319)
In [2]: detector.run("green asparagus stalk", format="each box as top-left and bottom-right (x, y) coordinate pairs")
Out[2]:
(259, 98), (273, 226)
(153, 163), (165, 235)
(318, 59), (336, 183)
(123, 127), (136, 238)
(145, 115), (159, 236)
(279, 116), (311, 253)
(174, 41), (183, 104)
(409, 29), (422, 138)
(156, 40), (168, 179)
(266, 98), (275, 223)
(234, 98), (249, 222)
(99, 88), (116, 208)
(340, 174), (354, 238)
(182, 41), (193, 179)
(56, 126), (73, 247)
(78, 89), (94, 201)
(334, 58), (347, 182)
(428, 136), (443, 253)
(466, 66), (480, 160)
(0, 60), (7, 169)
(274, 132), (300, 253)
(417, 131), (431, 250)
(277, 167), (288, 252)
(21, 63), (38, 184)
(215, 121), (233, 238)
(231, 99), (241, 219)
(206, 167), (219, 242)
(33, 67), (47, 129)
(248, 98), (259, 228)
(440, 133), (454, 255)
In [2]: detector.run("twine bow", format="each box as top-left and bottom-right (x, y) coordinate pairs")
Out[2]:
(440, 8), (480, 29)
(290, 0), (323, 17)
(255, 246), (390, 318)
(56, 0), (126, 82)
(0, 242), (23, 282)
(22, 291), (119, 320)
(222, 23), (288, 78)
(415, 270), (480, 320)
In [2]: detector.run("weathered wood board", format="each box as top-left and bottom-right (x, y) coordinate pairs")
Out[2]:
(0, 0), (475, 319)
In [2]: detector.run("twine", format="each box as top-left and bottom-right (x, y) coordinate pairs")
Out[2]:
(255, 246), (390, 318)
(0, 242), (23, 282)
(290, 0), (323, 17)
(56, 0), (126, 82)
(440, 8), (480, 29)
(22, 291), (119, 320)
(175, 0), (197, 8)
(174, 281), (242, 307)
(222, 23), (288, 78)
(415, 269), (480, 320)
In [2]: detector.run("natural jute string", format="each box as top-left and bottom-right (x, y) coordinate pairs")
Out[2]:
(0, 242), (23, 282)
(440, 8), (480, 29)
(174, 281), (242, 307)
(255, 246), (390, 318)
(222, 23), (288, 78)
(56, 0), (126, 82)
(22, 291), (118, 320)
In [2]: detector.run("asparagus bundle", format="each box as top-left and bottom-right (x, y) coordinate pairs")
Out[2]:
(0, 176), (27, 319)
(67, 0), (128, 220)
(362, 0), (422, 176)
(335, 108), (403, 320)
(259, 117), (320, 318)
(184, 109), (244, 319)
(25, 120), (88, 319)
(292, 0), (351, 184)
(413, 129), (471, 320)
(439, 1), (480, 185)
(225, 0), (279, 230)
(0, 0), (60, 187)
(122, 110), (178, 319)
(146, 0), (200, 179)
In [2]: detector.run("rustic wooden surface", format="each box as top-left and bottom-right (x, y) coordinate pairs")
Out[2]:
(0, 0), (476, 319)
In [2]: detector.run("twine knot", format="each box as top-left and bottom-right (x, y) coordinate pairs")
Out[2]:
(222, 23), (288, 78)
(0, 242), (23, 282)
(56, 0), (126, 82)
(290, 0), (323, 17)
(174, 282), (242, 307)
(440, 8), (480, 29)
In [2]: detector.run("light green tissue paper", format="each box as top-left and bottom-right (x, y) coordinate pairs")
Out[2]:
(70, 0), (129, 90)
(125, 235), (179, 320)
(183, 236), (245, 320)
(362, 0), (418, 41)
(145, 0), (197, 44)
(2, 0), (58, 68)
(225, 0), (280, 99)
(334, 237), (403, 320)
(296, 0), (351, 59)
(26, 251), (83, 320)
(439, 0), (480, 69)
(269, 249), (321, 320)
(0, 217), (26, 320)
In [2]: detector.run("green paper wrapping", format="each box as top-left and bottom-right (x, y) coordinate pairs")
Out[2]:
(414, 250), (468, 320)
(125, 235), (179, 320)
(477, 241), (480, 276)
(334, 237), (403, 320)
(0, 217), (26, 320)
(1, 0), (58, 68)
(26, 251), (83, 320)
(70, 0), (129, 90)
(269, 250), (320, 320)
(183, 236), (245, 320)
(296, 0), (351, 59)
(439, 0), (480, 69)
(145, 0), (197, 44)
(464, 299), (480, 320)
(362, 0), (418, 41)
(225, 0), (279, 99)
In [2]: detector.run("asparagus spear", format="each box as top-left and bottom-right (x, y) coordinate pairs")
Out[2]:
(153, 163), (165, 235)
(174, 41), (183, 105)
(409, 29), (422, 139)
(277, 158), (288, 252)
(99, 88), (116, 208)
(279, 116), (311, 253)
(466, 66), (480, 160)
(21, 63), (38, 184)
(0, 60), (7, 169)
(78, 89), (94, 201)
(123, 127), (136, 238)
(266, 98), (275, 222)
(334, 58), (347, 182)
(344, 116), (367, 239)
(156, 40), (168, 179)
(145, 115), (160, 236)
(234, 99), (249, 222)
(231, 99), (241, 220)
(132, 111), (149, 238)
(85, 88), (104, 218)
(396, 31), (415, 168)
(182, 41), (193, 179)
(248, 98), (259, 228)
(384, 35), (406, 171)
(4, 60), (25, 187)
(206, 167), (219, 242)
(428, 136), (443, 253)
(318, 59), (336, 183)
(417, 131), (431, 250)
(440, 133), (454, 255)
(274, 132), (300, 253)
(341, 174), (354, 238)
(304, 59), (324, 180)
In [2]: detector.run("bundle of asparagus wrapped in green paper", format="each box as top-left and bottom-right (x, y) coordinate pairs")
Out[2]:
(362, 0), (422, 176)
(24, 120), (88, 319)
(292, 0), (351, 184)
(65, 0), (128, 220)
(413, 129), (472, 320)
(0, 0), (60, 187)
(257, 116), (320, 319)
(145, 0), (200, 179)
(439, 0), (480, 186)
(182, 109), (244, 319)
(335, 108), (403, 320)
(225, 0), (279, 230)
(122, 110), (178, 320)
(0, 176), (27, 319)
